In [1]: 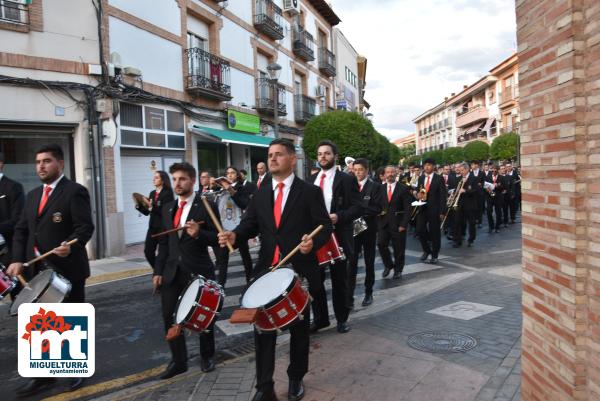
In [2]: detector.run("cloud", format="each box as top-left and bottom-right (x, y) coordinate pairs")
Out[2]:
(330, 0), (517, 140)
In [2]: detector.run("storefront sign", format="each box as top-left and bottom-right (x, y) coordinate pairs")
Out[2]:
(227, 110), (260, 134)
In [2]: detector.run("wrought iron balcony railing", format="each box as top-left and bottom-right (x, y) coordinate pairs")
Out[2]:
(294, 94), (316, 124)
(318, 47), (336, 77)
(254, 0), (284, 40)
(185, 48), (232, 101)
(292, 28), (315, 62)
(255, 77), (287, 116)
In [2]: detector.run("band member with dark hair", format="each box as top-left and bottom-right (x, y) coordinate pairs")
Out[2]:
(154, 162), (221, 379)
(7, 143), (94, 396)
(348, 158), (382, 307)
(136, 170), (174, 269)
(310, 139), (362, 333)
(470, 160), (486, 228)
(218, 138), (332, 401)
(414, 158), (447, 264)
(453, 163), (479, 248)
(0, 151), (25, 268)
(374, 166), (385, 184)
(500, 164), (512, 227)
(505, 162), (520, 223)
(378, 165), (412, 279)
(214, 166), (254, 284)
(199, 170), (216, 194)
(485, 164), (508, 233)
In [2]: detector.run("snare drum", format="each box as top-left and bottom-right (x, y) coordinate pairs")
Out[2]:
(10, 269), (71, 316)
(241, 268), (309, 332)
(0, 265), (17, 300)
(315, 233), (345, 266)
(174, 276), (224, 333)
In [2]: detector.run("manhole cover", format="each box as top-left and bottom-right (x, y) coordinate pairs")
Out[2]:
(407, 332), (477, 353)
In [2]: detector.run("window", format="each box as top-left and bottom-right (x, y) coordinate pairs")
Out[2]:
(0, 0), (28, 24)
(119, 103), (185, 149)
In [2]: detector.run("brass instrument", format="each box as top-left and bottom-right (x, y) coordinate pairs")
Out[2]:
(410, 187), (427, 221)
(409, 174), (419, 188)
(440, 177), (465, 230)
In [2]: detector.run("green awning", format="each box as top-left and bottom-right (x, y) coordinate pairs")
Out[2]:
(191, 125), (273, 148)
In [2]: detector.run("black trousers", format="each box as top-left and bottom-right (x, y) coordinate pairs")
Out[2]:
(161, 268), (215, 364)
(454, 208), (477, 244)
(416, 212), (442, 257)
(144, 227), (165, 268)
(377, 226), (407, 273)
(349, 227), (377, 300)
(476, 192), (485, 224)
(64, 279), (86, 303)
(486, 195), (504, 230)
(217, 240), (253, 286)
(509, 195), (518, 222)
(502, 194), (511, 224)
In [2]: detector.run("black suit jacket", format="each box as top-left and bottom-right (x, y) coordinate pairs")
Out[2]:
(357, 178), (383, 231)
(229, 181), (252, 210)
(378, 182), (412, 231)
(136, 188), (174, 230)
(0, 175), (25, 253)
(310, 170), (362, 233)
(154, 195), (220, 285)
(457, 175), (480, 211)
(417, 173), (447, 216)
(233, 176), (333, 273)
(12, 177), (94, 282)
(485, 172), (510, 197)
(443, 174), (458, 191)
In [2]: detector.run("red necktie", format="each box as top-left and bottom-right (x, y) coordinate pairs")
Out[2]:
(272, 182), (284, 265)
(154, 191), (159, 203)
(257, 176), (262, 189)
(425, 175), (431, 192)
(493, 175), (497, 184)
(172, 201), (187, 228)
(387, 184), (393, 203)
(444, 175), (448, 184)
(319, 173), (326, 190)
(38, 185), (52, 216)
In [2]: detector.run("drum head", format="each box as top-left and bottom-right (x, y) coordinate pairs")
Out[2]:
(175, 278), (201, 324)
(10, 269), (53, 315)
(241, 268), (295, 308)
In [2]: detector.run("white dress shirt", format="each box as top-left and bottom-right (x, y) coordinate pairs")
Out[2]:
(385, 181), (396, 197)
(358, 177), (368, 192)
(314, 166), (336, 213)
(176, 193), (196, 227)
(40, 174), (64, 203)
(272, 173), (295, 212)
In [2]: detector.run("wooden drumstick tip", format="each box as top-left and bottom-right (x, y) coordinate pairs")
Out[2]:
(17, 274), (30, 288)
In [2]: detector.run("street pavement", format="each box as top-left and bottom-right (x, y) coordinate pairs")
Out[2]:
(0, 219), (523, 401)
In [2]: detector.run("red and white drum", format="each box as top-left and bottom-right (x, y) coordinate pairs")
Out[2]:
(241, 268), (309, 332)
(315, 233), (345, 266)
(0, 265), (17, 300)
(174, 276), (224, 333)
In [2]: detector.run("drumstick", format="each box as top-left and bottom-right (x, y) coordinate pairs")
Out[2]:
(271, 225), (324, 271)
(200, 196), (235, 253)
(23, 238), (79, 267)
(17, 274), (30, 289)
(150, 221), (205, 239)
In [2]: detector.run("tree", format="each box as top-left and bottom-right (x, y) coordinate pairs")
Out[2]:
(397, 143), (416, 163)
(463, 140), (490, 162)
(422, 149), (444, 165)
(491, 132), (519, 161)
(404, 154), (422, 167)
(443, 147), (465, 164)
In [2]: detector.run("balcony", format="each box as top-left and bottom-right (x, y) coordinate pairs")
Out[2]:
(294, 95), (316, 124)
(185, 48), (232, 101)
(499, 88), (518, 108)
(0, 1), (29, 25)
(455, 105), (489, 128)
(254, 0), (284, 41)
(255, 78), (287, 116)
(318, 48), (336, 77)
(292, 28), (315, 62)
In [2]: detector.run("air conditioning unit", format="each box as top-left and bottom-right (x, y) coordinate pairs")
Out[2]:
(283, 0), (300, 15)
(315, 85), (326, 98)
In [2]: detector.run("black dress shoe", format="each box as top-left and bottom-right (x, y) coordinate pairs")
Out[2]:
(251, 388), (278, 401)
(16, 378), (56, 397)
(337, 322), (351, 333)
(429, 258), (438, 264)
(200, 358), (215, 373)
(392, 270), (402, 279)
(309, 321), (330, 333)
(160, 361), (188, 380)
(362, 294), (373, 306)
(69, 378), (85, 392)
(382, 267), (392, 278)
(288, 379), (305, 401)
(420, 252), (429, 261)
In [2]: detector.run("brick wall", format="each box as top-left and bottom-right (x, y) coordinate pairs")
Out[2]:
(517, 0), (600, 400)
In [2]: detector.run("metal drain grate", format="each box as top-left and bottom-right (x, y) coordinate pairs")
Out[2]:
(407, 331), (477, 353)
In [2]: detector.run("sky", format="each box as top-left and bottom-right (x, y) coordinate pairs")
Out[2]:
(329, 0), (517, 141)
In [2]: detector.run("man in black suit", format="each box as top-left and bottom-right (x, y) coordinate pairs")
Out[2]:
(453, 162), (479, 247)
(310, 140), (362, 334)
(378, 165), (412, 279)
(0, 152), (25, 267)
(348, 158), (383, 307)
(414, 158), (447, 264)
(153, 162), (221, 379)
(505, 162), (520, 223)
(219, 138), (332, 401)
(254, 162), (268, 190)
(470, 160), (486, 228)
(500, 164), (512, 227)
(7, 143), (94, 397)
(485, 164), (508, 233)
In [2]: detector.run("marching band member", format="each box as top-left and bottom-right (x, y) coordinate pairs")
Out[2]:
(485, 164), (508, 233)
(218, 138), (332, 401)
(452, 162), (479, 248)
(500, 164), (512, 227)
(8, 144), (94, 396)
(469, 160), (486, 228)
(348, 158), (382, 307)
(154, 162), (220, 379)
(254, 162), (268, 189)
(0, 151), (25, 269)
(505, 162), (520, 223)
(415, 158), (447, 264)
(136, 170), (174, 270)
(378, 165), (412, 279)
(310, 140), (362, 334)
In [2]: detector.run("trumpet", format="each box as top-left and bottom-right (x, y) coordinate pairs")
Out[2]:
(440, 177), (465, 230)
(410, 187), (427, 221)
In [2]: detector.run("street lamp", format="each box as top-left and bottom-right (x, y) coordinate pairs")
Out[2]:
(267, 62), (282, 138)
